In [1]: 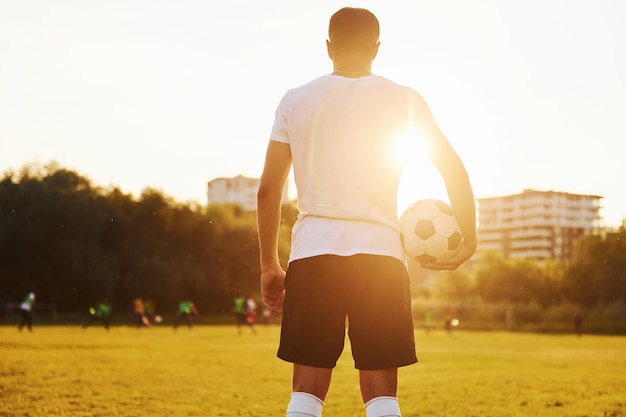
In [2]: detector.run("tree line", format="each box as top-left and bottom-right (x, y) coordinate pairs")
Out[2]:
(0, 163), (295, 315)
(1, 163), (625, 322)
(425, 225), (626, 312)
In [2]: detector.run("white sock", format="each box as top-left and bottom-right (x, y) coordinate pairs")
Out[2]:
(364, 396), (401, 417)
(286, 392), (324, 417)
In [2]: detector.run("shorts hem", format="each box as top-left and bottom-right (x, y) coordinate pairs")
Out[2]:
(277, 352), (337, 369)
(354, 356), (418, 371)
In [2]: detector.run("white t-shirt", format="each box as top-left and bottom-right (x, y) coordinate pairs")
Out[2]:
(270, 74), (436, 263)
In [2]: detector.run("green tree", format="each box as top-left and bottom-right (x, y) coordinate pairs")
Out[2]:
(474, 252), (547, 305)
(534, 259), (563, 308)
(433, 266), (475, 302)
(564, 228), (626, 307)
(0, 163), (296, 315)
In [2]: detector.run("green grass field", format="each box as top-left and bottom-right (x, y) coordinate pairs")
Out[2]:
(1, 324), (624, 417)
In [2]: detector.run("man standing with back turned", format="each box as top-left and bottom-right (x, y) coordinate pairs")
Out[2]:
(257, 7), (477, 417)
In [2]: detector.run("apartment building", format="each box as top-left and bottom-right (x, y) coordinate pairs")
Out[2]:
(477, 189), (602, 261)
(206, 175), (289, 211)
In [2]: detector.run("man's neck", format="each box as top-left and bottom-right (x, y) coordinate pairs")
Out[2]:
(332, 68), (372, 78)
(332, 59), (372, 78)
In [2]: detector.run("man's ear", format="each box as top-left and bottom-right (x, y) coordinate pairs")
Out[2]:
(371, 41), (380, 61)
(326, 39), (333, 60)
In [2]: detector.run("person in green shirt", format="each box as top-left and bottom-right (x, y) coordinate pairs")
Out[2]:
(18, 291), (35, 332)
(233, 293), (257, 335)
(82, 299), (112, 330)
(173, 300), (199, 330)
(233, 293), (247, 334)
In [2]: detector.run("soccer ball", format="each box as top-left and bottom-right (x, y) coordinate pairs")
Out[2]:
(399, 199), (463, 264)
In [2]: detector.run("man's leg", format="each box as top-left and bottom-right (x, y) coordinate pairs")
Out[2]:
(293, 364), (332, 400)
(236, 314), (244, 334)
(18, 310), (26, 331)
(348, 256), (415, 417)
(280, 257), (347, 416)
(25, 311), (33, 331)
(82, 316), (94, 329)
(360, 368), (401, 417)
(286, 364), (330, 416)
(359, 368), (397, 403)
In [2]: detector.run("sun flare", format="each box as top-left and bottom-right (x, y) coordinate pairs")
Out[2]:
(393, 129), (428, 170)
(395, 129), (449, 215)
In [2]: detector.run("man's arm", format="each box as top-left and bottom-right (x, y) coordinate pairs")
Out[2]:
(257, 140), (292, 312)
(423, 125), (478, 270)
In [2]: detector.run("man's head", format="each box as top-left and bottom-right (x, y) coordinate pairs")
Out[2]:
(327, 7), (379, 58)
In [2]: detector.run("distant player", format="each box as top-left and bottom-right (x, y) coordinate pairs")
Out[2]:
(173, 300), (199, 330)
(444, 306), (454, 335)
(245, 295), (257, 324)
(143, 299), (156, 324)
(133, 297), (150, 328)
(82, 299), (112, 330)
(424, 309), (433, 334)
(18, 291), (35, 332)
(233, 293), (255, 335)
(574, 310), (584, 337)
(245, 295), (258, 334)
(262, 306), (272, 326)
(257, 7), (477, 416)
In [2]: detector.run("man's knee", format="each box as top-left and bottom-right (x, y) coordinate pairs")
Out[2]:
(292, 364), (333, 400)
(359, 368), (398, 403)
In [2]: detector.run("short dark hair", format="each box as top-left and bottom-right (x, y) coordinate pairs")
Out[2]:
(328, 7), (379, 53)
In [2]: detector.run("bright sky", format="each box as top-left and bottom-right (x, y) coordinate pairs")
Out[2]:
(1, 0), (625, 227)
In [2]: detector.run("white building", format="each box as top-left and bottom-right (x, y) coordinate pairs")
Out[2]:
(477, 189), (602, 261)
(206, 175), (289, 211)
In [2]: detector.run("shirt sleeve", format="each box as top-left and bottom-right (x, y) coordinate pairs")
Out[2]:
(269, 90), (291, 144)
(407, 88), (438, 134)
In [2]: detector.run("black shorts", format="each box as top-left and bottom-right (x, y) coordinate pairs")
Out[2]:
(277, 254), (417, 370)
